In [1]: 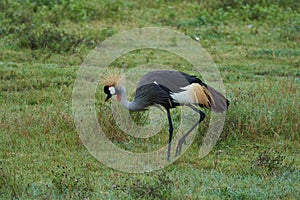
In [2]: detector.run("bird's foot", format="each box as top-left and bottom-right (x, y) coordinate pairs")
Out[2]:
(175, 136), (187, 157)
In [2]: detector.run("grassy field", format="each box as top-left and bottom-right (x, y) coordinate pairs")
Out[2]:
(1, 0), (299, 199)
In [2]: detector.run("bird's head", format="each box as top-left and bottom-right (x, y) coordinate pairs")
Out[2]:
(101, 70), (123, 102)
(104, 85), (122, 102)
(104, 85), (115, 102)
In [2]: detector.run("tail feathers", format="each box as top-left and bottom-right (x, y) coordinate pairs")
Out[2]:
(207, 85), (229, 112)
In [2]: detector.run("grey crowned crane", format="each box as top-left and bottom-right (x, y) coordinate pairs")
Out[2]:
(103, 70), (229, 160)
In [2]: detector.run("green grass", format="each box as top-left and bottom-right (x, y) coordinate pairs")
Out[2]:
(1, 0), (300, 199)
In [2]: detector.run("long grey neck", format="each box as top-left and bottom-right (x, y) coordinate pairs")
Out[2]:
(117, 86), (141, 111)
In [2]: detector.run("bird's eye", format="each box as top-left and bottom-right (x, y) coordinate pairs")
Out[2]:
(109, 87), (116, 95)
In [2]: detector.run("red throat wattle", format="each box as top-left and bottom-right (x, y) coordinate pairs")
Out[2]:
(117, 94), (121, 101)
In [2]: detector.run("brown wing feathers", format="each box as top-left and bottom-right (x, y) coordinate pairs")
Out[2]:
(192, 84), (213, 109)
(192, 84), (228, 112)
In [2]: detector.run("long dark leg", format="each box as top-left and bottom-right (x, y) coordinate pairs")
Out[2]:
(166, 109), (173, 161)
(175, 104), (205, 156)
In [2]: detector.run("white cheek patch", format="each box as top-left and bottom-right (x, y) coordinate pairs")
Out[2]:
(109, 87), (116, 95)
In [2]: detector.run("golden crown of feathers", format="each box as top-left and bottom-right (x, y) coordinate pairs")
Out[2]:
(100, 69), (123, 87)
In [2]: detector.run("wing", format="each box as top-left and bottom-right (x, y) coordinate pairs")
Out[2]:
(178, 71), (207, 86)
(136, 70), (229, 112)
(137, 70), (191, 93)
(180, 72), (229, 111)
(132, 82), (179, 110)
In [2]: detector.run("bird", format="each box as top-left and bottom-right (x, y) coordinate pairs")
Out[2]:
(103, 70), (229, 160)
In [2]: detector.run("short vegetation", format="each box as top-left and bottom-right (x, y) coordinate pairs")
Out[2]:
(0, 0), (299, 199)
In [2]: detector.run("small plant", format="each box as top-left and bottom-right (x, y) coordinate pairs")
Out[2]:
(115, 171), (174, 199)
(0, 163), (26, 199)
(51, 164), (94, 199)
(254, 148), (295, 176)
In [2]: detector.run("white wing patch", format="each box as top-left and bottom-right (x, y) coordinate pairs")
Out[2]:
(170, 84), (198, 104)
(170, 83), (212, 108)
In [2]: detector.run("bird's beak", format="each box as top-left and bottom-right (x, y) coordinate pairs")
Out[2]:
(105, 94), (112, 102)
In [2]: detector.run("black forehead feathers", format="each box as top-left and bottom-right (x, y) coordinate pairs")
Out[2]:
(104, 85), (110, 94)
